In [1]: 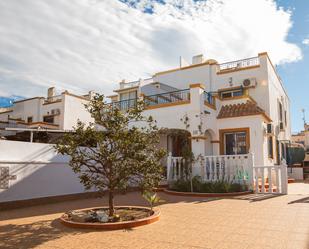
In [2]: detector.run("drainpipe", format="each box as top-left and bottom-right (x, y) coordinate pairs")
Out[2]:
(209, 64), (212, 92)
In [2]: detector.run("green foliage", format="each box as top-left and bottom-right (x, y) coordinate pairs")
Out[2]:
(142, 191), (164, 211)
(55, 93), (166, 216)
(170, 179), (191, 192)
(170, 176), (248, 193)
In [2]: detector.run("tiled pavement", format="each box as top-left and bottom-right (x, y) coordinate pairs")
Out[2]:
(1, 183), (309, 249)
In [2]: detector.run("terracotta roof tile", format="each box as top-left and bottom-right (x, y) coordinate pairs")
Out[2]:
(217, 101), (267, 119)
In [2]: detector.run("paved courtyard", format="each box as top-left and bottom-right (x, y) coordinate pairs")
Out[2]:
(1, 183), (309, 249)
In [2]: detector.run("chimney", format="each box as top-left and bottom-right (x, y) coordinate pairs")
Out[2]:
(179, 56), (189, 68)
(47, 87), (55, 99)
(192, 54), (204, 65)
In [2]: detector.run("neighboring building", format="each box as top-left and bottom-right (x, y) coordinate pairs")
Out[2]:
(292, 131), (305, 145)
(108, 52), (291, 166)
(292, 124), (309, 151)
(0, 87), (94, 139)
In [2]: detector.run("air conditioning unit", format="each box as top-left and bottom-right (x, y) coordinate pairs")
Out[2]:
(51, 109), (60, 115)
(242, 78), (257, 88)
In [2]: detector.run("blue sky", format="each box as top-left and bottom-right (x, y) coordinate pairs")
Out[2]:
(0, 0), (308, 132)
(275, 0), (309, 132)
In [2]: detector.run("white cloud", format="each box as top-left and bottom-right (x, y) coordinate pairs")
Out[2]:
(303, 39), (309, 45)
(0, 0), (302, 98)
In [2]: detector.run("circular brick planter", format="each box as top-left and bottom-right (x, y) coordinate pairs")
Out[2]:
(163, 189), (252, 197)
(60, 206), (160, 230)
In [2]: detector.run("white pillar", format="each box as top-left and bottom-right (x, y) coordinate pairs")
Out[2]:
(30, 131), (33, 143)
(248, 152), (255, 190)
(281, 159), (288, 194)
(166, 152), (172, 181)
(188, 83), (206, 159)
(191, 139), (206, 158)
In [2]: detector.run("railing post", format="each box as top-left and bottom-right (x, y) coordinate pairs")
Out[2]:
(281, 159), (288, 194)
(167, 152), (172, 181)
(248, 152), (254, 191)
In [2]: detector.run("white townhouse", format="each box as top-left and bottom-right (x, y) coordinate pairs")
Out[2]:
(0, 87), (94, 138)
(108, 52), (291, 168)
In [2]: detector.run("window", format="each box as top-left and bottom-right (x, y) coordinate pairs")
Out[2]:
(278, 101), (283, 122)
(220, 88), (244, 99)
(268, 136), (273, 158)
(221, 92), (232, 99)
(120, 91), (137, 101)
(27, 116), (33, 123)
(220, 129), (249, 155)
(284, 111), (287, 126)
(43, 116), (54, 124)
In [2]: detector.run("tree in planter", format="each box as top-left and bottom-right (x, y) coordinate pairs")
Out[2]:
(55, 94), (166, 217)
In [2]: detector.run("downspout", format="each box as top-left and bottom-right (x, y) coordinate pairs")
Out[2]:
(209, 64), (212, 92)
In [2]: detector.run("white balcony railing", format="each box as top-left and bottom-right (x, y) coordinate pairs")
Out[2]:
(219, 56), (259, 71)
(120, 78), (153, 89)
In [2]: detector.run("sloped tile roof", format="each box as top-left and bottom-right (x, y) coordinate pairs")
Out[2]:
(217, 101), (269, 120)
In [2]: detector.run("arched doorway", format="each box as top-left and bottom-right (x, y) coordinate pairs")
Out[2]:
(158, 129), (191, 157)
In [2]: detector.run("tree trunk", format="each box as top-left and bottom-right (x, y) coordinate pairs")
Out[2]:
(108, 190), (114, 217)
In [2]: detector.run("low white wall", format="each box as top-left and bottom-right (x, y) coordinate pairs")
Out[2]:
(288, 167), (303, 180)
(0, 140), (88, 203)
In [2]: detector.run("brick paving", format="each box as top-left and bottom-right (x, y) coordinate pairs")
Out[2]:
(1, 183), (309, 249)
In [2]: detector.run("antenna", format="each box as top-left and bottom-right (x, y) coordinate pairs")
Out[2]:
(301, 109), (306, 126)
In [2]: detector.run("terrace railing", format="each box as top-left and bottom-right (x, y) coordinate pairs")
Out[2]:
(111, 99), (137, 111)
(120, 78), (153, 89)
(253, 162), (288, 194)
(219, 56), (259, 71)
(45, 95), (62, 104)
(167, 153), (288, 194)
(144, 89), (190, 107)
(111, 89), (190, 111)
(167, 153), (253, 185)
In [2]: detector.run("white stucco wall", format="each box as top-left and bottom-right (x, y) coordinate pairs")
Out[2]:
(288, 167), (303, 180)
(154, 64), (210, 90)
(62, 94), (93, 130)
(216, 116), (266, 166)
(0, 140), (87, 203)
(265, 55), (291, 141)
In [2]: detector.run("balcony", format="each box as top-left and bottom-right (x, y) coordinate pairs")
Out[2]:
(218, 56), (259, 72)
(111, 89), (190, 111)
(44, 95), (62, 104)
(144, 89), (190, 108)
(111, 99), (137, 111)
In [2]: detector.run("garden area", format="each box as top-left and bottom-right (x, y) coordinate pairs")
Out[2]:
(169, 176), (249, 193)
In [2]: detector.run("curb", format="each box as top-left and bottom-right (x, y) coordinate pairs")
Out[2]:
(60, 206), (160, 230)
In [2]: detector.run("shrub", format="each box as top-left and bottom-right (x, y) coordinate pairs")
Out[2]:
(169, 179), (248, 193)
(170, 179), (191, 192)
